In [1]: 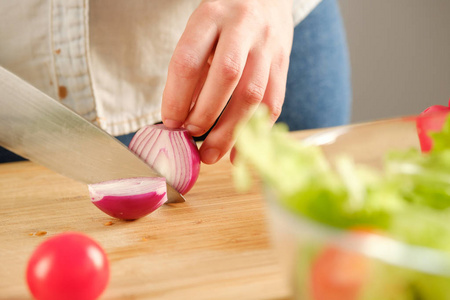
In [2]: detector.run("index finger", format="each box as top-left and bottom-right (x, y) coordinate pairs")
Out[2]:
(161, 9), (219, 128)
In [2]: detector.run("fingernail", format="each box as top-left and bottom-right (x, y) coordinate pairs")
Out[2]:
(186, 124), (203, 136)
(164, 119), (182, 128)
(202, 148), (220, 164)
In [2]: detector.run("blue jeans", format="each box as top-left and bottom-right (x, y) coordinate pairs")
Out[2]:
(0, 0), (350, 162)
(278, 0), (352, 130)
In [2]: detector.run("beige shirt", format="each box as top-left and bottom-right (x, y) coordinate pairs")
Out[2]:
(0, 0), (321, 136)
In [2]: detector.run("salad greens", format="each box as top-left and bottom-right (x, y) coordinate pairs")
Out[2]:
(234, 107), (450, 250)
(233, 107), (450, 299)
(428, 112), (450, 153)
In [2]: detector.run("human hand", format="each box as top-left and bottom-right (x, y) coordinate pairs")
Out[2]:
(161, 0), (294, 164)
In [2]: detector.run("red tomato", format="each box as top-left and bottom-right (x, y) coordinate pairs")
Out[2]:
(310, 245), (368, 300)
(26, 232), (109, 300)
(416, 104), (450, 152)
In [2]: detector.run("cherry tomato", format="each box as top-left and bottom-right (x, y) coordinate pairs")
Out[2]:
(416, 103), (450, 152)
(310, 245), (368, 300)
(26, 232), (109, 300)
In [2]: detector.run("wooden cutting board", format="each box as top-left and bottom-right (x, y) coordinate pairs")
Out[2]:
(0, 133), (322, 299)
(0, 117), (419, 299)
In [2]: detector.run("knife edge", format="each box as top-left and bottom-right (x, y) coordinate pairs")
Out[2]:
(0, 66), (184, 203)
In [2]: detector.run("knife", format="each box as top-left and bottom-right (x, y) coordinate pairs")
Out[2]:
(0, 66), (184, 203)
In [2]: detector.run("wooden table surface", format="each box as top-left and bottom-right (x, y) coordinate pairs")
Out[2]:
(0, 128), (322, 300)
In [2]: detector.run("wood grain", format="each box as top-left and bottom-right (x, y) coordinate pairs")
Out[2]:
(0, 117), (417, 299)
(0, 151), (299, 300)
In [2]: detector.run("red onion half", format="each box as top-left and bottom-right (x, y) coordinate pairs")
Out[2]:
(88, 177), (167, 220)
(129, 124), (200, 195)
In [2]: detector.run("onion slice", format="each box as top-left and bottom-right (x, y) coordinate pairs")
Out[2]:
(88, 177), (167, 220)
(129, 124), (200, 195)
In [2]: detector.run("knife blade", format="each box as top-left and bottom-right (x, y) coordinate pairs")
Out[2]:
(0, 66), (184, 203)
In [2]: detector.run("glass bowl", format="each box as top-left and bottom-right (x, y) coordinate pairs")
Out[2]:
(265, 117), (450, 300)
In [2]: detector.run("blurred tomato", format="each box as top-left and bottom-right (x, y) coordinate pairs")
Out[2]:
(416, 102), (450, 152)
(26, 232), (109, 300)
(310, 245), (368, 300)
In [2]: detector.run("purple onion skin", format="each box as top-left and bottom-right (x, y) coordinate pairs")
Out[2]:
(89, 177), (168, 220)
(92, 192), (166, 220)
(129, 124), (201, 195)
(180, 134), (201, 194)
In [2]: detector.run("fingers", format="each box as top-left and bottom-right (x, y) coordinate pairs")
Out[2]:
(161, 9), (218, 128)
(260, 52), (290, 125)
(190, 60), (211, 110)
(161, 0), (294, 165)
(199, 49), (270, 164)
(183, 25), (252, 137)
(212, 51), (290, 165)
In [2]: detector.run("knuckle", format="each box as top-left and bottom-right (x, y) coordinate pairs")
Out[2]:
(201, 110), (218, 126)
(218, 55), (242, 82)
(275, 50), (291, 70)
(234, 2), (265, 30)
(236, 2), (254, 20)
(221, 127), (235, 145)
(261, 24), (275, 43)
(170, 51), (202, 79)
(212, 125), (235, 148)
(268, 103), (283, 122)
(236, 0), (259, 19)
(241, 82), (265, 106)
(197, 1), (223, 20)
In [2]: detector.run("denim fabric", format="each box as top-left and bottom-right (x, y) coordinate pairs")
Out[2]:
(0, 148), (26, 163)
(0, 0), (351, 162)
(278, 0), (352, 131)
(116, 132), (136, 147)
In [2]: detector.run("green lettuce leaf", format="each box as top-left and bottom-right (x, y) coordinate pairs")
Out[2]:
(234, 107), (450, 250)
